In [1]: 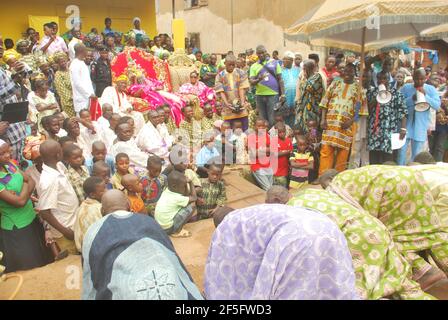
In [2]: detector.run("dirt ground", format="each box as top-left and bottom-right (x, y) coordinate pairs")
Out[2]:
(0, 219), (215, 300)
(0, 168), (265, 300)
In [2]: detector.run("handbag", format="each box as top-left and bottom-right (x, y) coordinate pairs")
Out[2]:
(260, 61), (292, 117)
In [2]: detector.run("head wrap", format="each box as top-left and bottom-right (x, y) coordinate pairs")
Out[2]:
(204, 204), (358, 300)
(36, 55), (49, 67)
(23, 136), (45, 160)
(52, 52), (67, 64)
(248, 54), (258, 63)
(124, 30), (137, 42)
(202, 53), (210, 60)
(16, 39), (30, 48)
(71, 17), (82, 29)
(133, 17), (141, 24)
(158, 49), (170, 59)
(345, 51), (356, 57)
(2, 51), (20, 63)
(115, 74), (129, 84)
(283, 51), (295, 59)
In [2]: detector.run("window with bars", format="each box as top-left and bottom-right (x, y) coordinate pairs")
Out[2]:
(185, 0), (208, 9)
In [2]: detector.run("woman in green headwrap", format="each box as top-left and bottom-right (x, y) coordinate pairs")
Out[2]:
(289, 188), (434, 300)
(199, 54), (218, 88)
(158, 49), (170, 61)
(139, 34), (151, 53)
(124, 30), (137, 48)
(330, 165), (448, 288)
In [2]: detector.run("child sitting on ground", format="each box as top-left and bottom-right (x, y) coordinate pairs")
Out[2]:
(92, 160), (113, 190)
(248, 118), (273, 191)
(23, 123), (46, 161)
(41, 115), (62, 141)
(111, 153), (139, 190)
(233, 120), (248, 164)
(273, 123), (293, 188)
(85, 141), (115, 176)
(77, 109), (103, 158)
(73, 176), (105, 252)
(122, 174), (147, 214)
(155, 170), (197, 238)
(100, 112), (120, 150)
(163, 146), (202, 193)
(289, 135), (314, 191)
(141, 156), (167, 216)
(196, 164), (227, 220)
(196, 133), (220, 177)
(215, 121), (236, 165)
(64, 144), (90, 203)
(110, 122), (148, 169)
(53, 112), (68, 138)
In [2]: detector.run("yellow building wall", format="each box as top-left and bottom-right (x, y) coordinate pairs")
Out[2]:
(0, 0), (156, 41)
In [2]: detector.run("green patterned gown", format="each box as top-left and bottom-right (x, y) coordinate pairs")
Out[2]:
(289, 188), (433, 300)
(333, 165), (448, 280)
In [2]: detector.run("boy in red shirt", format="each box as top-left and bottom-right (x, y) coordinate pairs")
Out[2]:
(272, 123), (293, 187)
(248, 118), (274, 191)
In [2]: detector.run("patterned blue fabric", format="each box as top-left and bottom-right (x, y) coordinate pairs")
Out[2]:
(82, 211), (203, 300)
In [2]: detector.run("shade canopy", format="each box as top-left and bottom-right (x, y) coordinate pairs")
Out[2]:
(285, 0), (448, 50)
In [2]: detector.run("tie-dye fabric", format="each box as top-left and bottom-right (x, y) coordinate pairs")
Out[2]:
(289, 188), (434, 300)
(204, 204), (358, 300)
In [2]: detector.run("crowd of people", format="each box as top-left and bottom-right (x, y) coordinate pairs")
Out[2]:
(1, 15), (448, 300)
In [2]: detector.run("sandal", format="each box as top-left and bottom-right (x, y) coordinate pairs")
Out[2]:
(55, 249), (69, 261)
(171, 228), (192, 238)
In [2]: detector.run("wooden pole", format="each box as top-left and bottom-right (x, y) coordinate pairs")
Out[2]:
(349, 26), (366, 166)
(172, 0), (176, 19)
(231, 0), (234, 52)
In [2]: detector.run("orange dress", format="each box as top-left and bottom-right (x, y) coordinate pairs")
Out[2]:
(128, 194), (146, 214)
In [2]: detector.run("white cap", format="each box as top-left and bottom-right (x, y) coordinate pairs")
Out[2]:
(283, 51), (295, 59)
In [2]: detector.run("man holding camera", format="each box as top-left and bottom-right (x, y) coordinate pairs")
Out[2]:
(215, 54), (251, 131)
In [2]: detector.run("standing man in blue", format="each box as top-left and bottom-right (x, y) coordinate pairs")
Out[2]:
(281, 51), (300, 128)
(398, 68), (441, 165)
(249, 45), (285, 128)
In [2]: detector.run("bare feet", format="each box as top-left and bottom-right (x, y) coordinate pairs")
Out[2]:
(417, 267), (447, 291)
(171, 228), (192, 238)
(425, 279), (448, 300)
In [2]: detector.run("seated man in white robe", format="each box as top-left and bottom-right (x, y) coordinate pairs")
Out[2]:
(156, 107), (174, 149)
(110, 122), (148, 169)
(100, 113), (120, 151)
(97, 104), (114, 132)
(78, 109), (104, 158)
(136, 110), (170, 162)
(100, 75), (145, 134)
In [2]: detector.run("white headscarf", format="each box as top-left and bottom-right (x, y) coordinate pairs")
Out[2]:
(133, 17), (141, 24)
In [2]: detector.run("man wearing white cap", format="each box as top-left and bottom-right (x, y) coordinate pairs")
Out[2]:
(281, 51), (300, 127)
(132, 17), (146, 36)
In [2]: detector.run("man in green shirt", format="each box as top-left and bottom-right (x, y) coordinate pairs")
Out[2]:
(249, 45), (286, 127)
